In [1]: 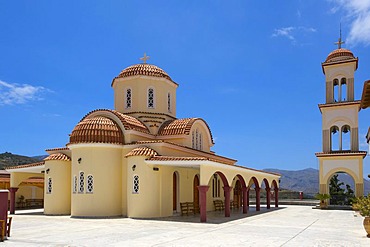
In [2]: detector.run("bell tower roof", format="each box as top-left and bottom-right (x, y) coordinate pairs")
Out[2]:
(322, 30), (358, 74)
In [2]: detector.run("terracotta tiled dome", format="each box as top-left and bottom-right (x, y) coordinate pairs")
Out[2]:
(116, 63), (173, 82)
(324, 48), (356, 63)
(69, 116), (124, 145)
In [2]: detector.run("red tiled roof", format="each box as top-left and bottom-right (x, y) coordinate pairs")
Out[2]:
(127, 140), (236, 165)
(80, 109), (150, 134)
(69, 116), (124, 145)
(0, 177), (10, 183)
(44, 153), (71, 161)
(324, 48), (356, 63)
(158, 118), (214, 143)
(361, 80), (370, 109)
(322, 48), (358, 74)
(113, 63), (175, 85)
(125, 147), (158, 157)
(6, 161), (45, 170)
(45, 147), (69, 152)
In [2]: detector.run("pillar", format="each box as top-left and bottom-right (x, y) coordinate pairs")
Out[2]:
(255, 187), (261, 211)
(0, 190), (9, 238)
(197, 185), (209, 223)
(266, 188), (271, 209)
(223, 186), (232, 217)
(9, 187), (18, 214)
(247, 188), (250, 207)
(242, 187), (248, 214)
(274, 188), (279, 207)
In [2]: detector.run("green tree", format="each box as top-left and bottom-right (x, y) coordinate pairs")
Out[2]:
(329, 174), (354, 205)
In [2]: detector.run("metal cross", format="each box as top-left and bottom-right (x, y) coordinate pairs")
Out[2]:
(140, 53), (150, 64)
(334, 24), (345, 49)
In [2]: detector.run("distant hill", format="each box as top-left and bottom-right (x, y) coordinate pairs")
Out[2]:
(0, 152), (44, 170)
(264, 168), (370, 196)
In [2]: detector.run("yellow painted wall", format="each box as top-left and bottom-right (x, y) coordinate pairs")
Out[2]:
(127, 156), (160, 217)
(113, 77), (177, 118)
(70, 145), (123, 217)
(10, 172), (44, 201)
(44, 160), (71, 215)
(318, 155), (364, 197)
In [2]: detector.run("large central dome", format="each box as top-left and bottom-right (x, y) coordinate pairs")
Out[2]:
(115, 63), (173, 82)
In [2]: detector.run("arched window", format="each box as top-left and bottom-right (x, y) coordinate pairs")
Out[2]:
(79, 171), (84, 193)
(73, 175), (77, 193)
(167, 93), (171, 112)
(333, 79), (339, 102)
(47, 177), (52, 194)
(331, 126), (340, 151)
(126, 88), (132, 109)
(133, 175), (139, 194)
(341, 125), (351, 150)
(341, 78), (347, 101)
(148, 88), (155, 108)
(212, 174), (220, 198)
(86, 175), (94, 193)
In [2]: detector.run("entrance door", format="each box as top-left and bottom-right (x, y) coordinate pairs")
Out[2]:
(193, 175), (200, 212)
(173, 172), (177, 211)
(234, 180), (242, 208)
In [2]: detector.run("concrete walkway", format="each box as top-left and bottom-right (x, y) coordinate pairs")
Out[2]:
(3, 205), (369, 246)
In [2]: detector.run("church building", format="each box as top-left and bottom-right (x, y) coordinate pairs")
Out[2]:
(6, 54), (280, 222)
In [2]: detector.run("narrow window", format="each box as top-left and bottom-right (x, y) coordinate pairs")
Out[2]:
(148, 88), (154, 108)
(195, 129), (199, 150)
(86, 175), (94, 193)
(199, 133), (203, 151)
(333, 79), (339, 102)
(212, 175), (220, 198)
(79, 171), (84, 193)
(73, 175), (77, 193)
(133, 175), (139, 194)
(331, 126), (340, 151)
(47, 177), (52, 194)
(126, 88), (132, 109)
(167, 93), (171, 112)
(342, 125), (351, 150)
(192, 131), (195, 149)
(217, 179), (220, 197)
(341, 78), (347, 102)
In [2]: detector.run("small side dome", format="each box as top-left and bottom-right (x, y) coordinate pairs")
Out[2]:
(324, 48), (356, 63)
(115, 63), (174, 82)
(69, 116), (124, 145)
(44, 153), (71, 161)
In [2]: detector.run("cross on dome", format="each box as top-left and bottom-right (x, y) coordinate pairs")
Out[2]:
(140, 53), (150, 64)
(334, 24), (345, 49)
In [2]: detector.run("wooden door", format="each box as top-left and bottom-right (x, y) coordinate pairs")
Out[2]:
(173, 172), (177, 211)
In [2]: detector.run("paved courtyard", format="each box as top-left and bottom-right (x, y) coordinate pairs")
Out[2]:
(3, 205), (369, 246)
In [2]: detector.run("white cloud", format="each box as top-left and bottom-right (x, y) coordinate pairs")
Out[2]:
(272, 26), (316, 44)
(0, 80), (48, 105)
(329, 0), (370, 46)
(272, 27), (296, 41)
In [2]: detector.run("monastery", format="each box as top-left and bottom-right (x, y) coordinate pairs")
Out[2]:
(5, 54), (280, 222)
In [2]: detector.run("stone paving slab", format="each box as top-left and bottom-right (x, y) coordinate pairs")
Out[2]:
(2, 205), (369, 246)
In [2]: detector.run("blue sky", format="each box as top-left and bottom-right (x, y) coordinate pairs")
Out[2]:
(1, 1), (370, 175)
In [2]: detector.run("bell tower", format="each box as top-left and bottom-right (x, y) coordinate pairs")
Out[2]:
(316, 35), (367, 198)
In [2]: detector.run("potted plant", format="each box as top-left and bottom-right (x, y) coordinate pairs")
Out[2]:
(354, 195), (370, 237)
(315, 193), (331, 209)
